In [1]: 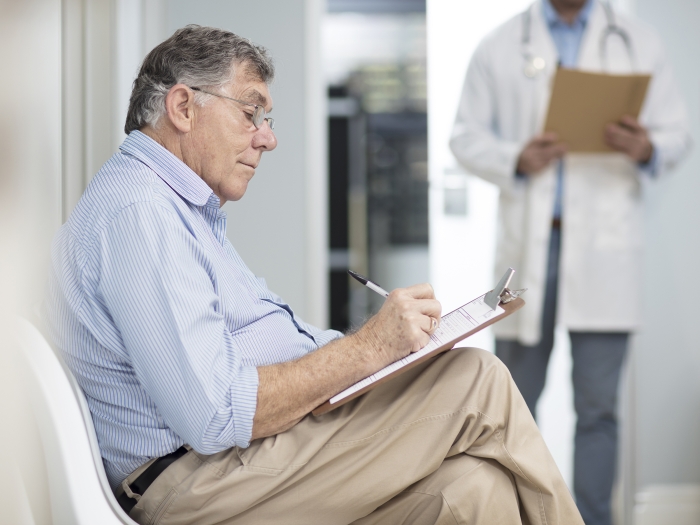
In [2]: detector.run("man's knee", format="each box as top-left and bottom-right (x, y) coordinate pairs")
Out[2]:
(426, 348), (516, 408)
(444, 347), (511, 381)
(574, 390), (618, 432)
(573, 371), (620, 429)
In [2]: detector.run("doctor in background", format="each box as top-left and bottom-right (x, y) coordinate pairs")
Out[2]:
(450, 0), (691, 524)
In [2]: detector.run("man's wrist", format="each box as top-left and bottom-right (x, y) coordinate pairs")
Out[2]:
(348, 323), (388, 376)
(638, 144), (658, 176)
(640, 140), (654, 164)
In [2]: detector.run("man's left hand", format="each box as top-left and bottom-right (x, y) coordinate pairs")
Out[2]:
(604, 115), (654, 163)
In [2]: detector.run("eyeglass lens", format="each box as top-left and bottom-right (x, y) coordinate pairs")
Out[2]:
(253, 106), (275, 130)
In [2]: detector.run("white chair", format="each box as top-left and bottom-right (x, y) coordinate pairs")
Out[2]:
(13, 317), (138, 524)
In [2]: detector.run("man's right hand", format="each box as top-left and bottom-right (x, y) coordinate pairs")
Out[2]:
(253, 283), (441, 440)
(352, 283), (442, 373)
(516, 133), (567, 176)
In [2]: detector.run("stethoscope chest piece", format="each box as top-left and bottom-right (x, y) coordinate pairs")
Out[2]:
(523, 55), (546, 78)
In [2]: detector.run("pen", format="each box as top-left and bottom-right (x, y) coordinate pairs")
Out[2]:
(348, 270), (389, 298)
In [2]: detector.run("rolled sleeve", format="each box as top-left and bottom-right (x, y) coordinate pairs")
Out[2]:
(230, 365), (258, 448)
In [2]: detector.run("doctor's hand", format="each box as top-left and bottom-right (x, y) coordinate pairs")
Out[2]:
(516, 133), (567, 176)
(605, 115), (654, 163)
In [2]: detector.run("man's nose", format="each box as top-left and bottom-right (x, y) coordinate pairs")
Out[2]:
(254, 121), (277, 151)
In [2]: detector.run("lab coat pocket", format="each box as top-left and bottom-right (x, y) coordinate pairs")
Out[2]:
(570, 154), (643, 252)
(592, 182), (643, 251)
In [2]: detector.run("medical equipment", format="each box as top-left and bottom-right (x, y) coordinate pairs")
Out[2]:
(521, 1), (635, 78)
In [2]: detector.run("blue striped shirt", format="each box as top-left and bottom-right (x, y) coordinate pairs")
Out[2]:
(543, 0), (593, 219)
(45, 130), (343, 489)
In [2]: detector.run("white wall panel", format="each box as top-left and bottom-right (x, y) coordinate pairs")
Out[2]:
(0, 0), (64, 522)
(630, 0), (700, 522)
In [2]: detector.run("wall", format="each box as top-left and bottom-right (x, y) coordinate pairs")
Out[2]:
(166, 0), (328, 327)
(634, 0), (700, 486)
(630, 0), (700, 520)
(63, 0), (121, 219)
(0, 0), (63, 523)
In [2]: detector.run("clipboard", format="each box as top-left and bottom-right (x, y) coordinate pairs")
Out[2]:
(312, 269), (526, 416)
(543, 68), (651, 152)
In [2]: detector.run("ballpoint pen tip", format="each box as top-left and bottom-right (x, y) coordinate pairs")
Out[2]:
(347, 270), (368, 285)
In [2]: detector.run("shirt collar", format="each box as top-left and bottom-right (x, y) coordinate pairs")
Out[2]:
(119, 130), (218, 207)
(543, 0), (594, 28)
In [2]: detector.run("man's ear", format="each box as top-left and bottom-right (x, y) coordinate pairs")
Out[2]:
(164, 84), (196, 133)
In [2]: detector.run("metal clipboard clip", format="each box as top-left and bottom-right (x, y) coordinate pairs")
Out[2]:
(484, 268), (527, 310)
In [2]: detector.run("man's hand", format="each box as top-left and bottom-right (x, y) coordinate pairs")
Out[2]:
(516, 133), (567, 176)
(604, 115), (654, 163)
(252, 284), (441, 440)
(353, 283), (442, 370)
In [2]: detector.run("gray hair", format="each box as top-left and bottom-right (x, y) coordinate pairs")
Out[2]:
(125, 25), (274, 134)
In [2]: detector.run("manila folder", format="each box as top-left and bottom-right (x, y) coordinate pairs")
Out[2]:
(543, 68), (651, 153)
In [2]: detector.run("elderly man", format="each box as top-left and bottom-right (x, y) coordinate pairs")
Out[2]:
(47, 26), (582, 524)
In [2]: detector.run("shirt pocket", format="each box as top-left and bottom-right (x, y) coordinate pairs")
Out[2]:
(259, 298), (318, 345)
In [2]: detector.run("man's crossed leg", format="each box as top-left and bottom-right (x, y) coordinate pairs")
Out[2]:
(127, 348), (583, 525)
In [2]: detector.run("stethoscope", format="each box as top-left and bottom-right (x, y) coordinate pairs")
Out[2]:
(521, 1), (636, 78)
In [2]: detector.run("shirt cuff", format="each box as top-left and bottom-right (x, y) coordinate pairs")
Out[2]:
(638, 146), (659, 177)
(231, 365), (259, 448)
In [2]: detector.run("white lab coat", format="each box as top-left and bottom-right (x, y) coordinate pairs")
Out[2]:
(450, 0), (691, 345)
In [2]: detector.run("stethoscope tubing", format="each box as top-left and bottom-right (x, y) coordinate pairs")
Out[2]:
(520, 1), (635, 78)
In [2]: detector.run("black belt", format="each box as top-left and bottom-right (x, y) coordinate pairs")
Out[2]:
(117, 446), (188, 515)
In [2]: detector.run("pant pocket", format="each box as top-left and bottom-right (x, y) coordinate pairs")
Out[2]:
(151, 488), (179, 525)
(236, 438), (311, 475)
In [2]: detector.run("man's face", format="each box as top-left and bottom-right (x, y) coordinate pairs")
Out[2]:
(184, 66), (277, 204)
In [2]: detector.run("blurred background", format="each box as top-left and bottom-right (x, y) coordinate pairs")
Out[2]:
(0, 0), (698, 524)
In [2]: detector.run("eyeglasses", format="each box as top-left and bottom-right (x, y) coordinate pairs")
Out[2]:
(190, 87), (275, 131)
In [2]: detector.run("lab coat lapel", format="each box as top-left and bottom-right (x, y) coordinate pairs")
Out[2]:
(529, 0), (559, 131)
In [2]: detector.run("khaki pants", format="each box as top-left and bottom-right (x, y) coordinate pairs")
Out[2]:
(123, 348), (583, 525)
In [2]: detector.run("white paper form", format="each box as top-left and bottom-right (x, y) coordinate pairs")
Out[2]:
(329, 294), (505, 405)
